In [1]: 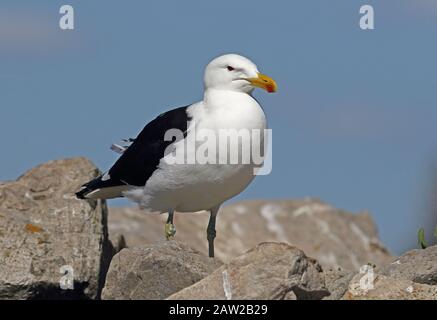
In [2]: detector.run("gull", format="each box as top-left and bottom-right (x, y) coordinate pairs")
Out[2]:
(76, 54), (277, 257)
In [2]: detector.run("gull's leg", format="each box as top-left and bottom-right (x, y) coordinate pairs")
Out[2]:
(207, 206), (220, 258)
(165, 209), (176, 240)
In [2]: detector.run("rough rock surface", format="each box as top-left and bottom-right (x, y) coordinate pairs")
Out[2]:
(168, 242), (329, 300)
(109, 199), (393, 270)
(343, 273), (437, 300)
(322, 268), (355, 300)
(378, 245), (437, 285)
(0, 158), (113, 299)
(101, 240), (221, 300)
(4, 157), (436, 300)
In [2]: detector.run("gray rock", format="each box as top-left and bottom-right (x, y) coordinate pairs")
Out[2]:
(109, 199), (393, 271)
(323, 268), (355, 300)
(378, 245), (437, 285)
(343, 273), (437, 300)
(168, 242), (329, 300)
(0, 158), (113, 299)
(101, 240), (221, 300)
(109, 233), (127, 256)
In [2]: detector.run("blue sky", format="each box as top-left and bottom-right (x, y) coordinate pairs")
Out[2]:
(1, 1), (437, 254)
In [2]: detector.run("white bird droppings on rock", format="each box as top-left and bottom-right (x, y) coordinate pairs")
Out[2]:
(292, 203), (332, 217)
(260, 203), (287, 242)
(234, 205), (248, 215)
(231, 222), (244, 237)
(222, 270), (232, 300)
(349, 222), (371, 249)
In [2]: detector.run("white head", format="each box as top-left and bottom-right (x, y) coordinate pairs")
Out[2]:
(204, 54), (277, 94)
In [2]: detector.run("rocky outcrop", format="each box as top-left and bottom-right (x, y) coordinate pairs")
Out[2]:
(168, 242), (329, 300)
(98, 240), (437, 301)
(2, 157), (436, 300)
(322, 268), (354, 300)
(0, 158), (113, 299)
(101, 241), (221, 300)
(109, 199), (393, 271)
(343, 273), (437, 300)
(378, 245), (437, 285)
(342, 245), (437, 300)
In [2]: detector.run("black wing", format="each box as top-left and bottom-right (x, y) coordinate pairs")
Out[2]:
(108, 105), (191, 186)
(76, 105), (192, 200)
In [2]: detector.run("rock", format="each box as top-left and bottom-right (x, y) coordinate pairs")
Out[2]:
(0, 158), (113, 299)
(343, 273), (437, 300)
(109, 199), (393, 271)
(378, 245), (437, 285)
(168, 242), (329, 300)
(109, 233), (127, 256)
(101, 240), (221, 300)
(322, 268), (354, 300)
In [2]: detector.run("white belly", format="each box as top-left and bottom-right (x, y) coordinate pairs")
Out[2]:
(138, 163), (256, 212)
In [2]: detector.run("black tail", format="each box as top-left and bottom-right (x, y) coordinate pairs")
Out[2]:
(76, 174), (129, 200)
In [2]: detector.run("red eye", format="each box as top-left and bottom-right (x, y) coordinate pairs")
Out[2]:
(227, 66), (234, 71)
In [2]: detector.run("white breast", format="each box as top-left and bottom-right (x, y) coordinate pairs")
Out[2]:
(125, 89), (267, 212)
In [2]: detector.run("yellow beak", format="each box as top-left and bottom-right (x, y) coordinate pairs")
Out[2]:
(247, 73), (277, 93)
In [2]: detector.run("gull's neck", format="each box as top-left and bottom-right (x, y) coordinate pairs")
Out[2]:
(203, 88), (254, 107)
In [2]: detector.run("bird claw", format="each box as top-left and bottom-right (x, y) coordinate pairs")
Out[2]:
(165, 223), (176, 240)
